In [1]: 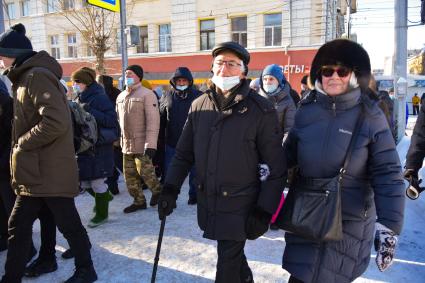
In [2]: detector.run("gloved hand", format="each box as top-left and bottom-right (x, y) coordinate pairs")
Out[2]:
(403, 168), (418, 181)
(144, 148), (156, 160)
(80, 103), (91, 112)
(158, 184), (180, 220)
(404, 169), (423, 200)
(246, 206), (272, 240)
(374, 222), (398, 272)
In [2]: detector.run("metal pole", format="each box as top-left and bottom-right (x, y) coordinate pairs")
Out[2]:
(0, 1), (5, 33)
(393, 0), (408, 143)
(345, 0), (351, 38)
(119, 0), (128, 87)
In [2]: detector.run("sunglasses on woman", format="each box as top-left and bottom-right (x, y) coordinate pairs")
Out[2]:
(320, 66), (351, 78)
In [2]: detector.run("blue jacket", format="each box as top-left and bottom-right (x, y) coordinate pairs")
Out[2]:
(160, 67), (201, 148)
(76, 82), (117, 181)
(0, 79), (12, 181)
(281, 88), (405, 283)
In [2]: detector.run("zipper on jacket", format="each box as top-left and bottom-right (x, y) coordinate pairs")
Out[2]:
(332, 97), (337, 116)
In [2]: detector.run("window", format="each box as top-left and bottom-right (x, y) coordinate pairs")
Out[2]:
(231, 17), (247, 47)
(63, 0), (75, 10)
(67, 34), (77, 58)
(137, 26), (148, 53)
(200, 19), (215, 51)
(159, 24), (171, 52)
(20, 0), (30, 17)
(6, 3), (16, 20)
(46, 0), (56, 13)
(264, 13), (282, 47)
(50, 35), (60, 59)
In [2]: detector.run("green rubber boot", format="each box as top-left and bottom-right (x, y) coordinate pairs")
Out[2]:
(86, 189), (113, 212)
(88, 192), (110, 228)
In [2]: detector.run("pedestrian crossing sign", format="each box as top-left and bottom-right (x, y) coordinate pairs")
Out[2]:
(87, 0), (120, 12)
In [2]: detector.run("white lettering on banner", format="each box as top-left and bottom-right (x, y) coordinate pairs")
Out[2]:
(278, 65), (309, 74)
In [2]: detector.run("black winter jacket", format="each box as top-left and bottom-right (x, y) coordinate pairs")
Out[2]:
(0, 79), (12, 181)
(160, 67), (201, 148)
(76, 82), (117, 181)
(164, 79), (286, 241)
(406, 98), (425, 171)
(282, 88), (405, 283)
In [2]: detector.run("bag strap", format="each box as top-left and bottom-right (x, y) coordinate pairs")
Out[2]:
(340, 103), (365, 178)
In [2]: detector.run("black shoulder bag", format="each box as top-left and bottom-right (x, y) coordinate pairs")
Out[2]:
(277, 105), (365, 242)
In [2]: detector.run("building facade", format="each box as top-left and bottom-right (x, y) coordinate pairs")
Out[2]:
(2, 0), (343, 91)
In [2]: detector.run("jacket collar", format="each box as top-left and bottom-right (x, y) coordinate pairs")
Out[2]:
(315, 87), (362, 111)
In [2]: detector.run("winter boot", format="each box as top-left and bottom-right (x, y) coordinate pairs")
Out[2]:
(88, 192), (109, 228)
(64, 265), (97, 283)
(123, 203), (147, 213)
(24, 257), (58, 277)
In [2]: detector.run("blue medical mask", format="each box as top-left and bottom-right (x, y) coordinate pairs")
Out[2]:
(176, 85), (188, 91)
(72, 84), (81, 94)
(125, 77), (135, 87)
(263, 84), (279, 95)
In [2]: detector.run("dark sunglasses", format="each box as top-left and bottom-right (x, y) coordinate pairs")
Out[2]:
(74, 79), (81, 83)
(320, 66), (351, 78)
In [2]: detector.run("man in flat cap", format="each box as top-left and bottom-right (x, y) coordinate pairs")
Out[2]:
(157, 42), (286, 282)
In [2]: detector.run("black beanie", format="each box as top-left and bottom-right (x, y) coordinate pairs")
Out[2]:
(0, 23), (33, 58)
(126, 65), (144, 80)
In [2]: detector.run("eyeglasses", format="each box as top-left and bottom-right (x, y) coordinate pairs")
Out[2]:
(213, 60), (242, 69)
(320, 66), (351, 78)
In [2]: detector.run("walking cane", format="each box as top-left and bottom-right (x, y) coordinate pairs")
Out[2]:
(151, 202), (167, 283)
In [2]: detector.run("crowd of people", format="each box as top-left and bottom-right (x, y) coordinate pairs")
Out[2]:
(0, 22), (412, 283)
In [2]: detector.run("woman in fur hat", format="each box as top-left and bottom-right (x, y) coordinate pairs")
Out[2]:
(279, 39), (405, 283)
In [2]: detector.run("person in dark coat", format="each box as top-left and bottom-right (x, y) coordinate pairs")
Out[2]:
(0, 78), (14, 251)
(259, 64), (296, 137)
(405, 94), (425, 199)
(160, 67), (201, 205)
(300, 74), (310, 98)
(72, 67), (117, 228)
(281, 39), (405, 283)
(157, 42), (286, 283)
(0, 23), (96, 283)
(97, 74), (123, 195)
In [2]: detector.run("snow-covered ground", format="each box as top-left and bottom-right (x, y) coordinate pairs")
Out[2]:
(1, 117), (424, 283)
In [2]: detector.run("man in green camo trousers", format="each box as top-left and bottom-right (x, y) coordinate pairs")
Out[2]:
(116, 65), (162, 213)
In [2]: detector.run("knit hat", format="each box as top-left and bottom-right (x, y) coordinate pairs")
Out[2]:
(71, 67), (96, 86)
(260, 64), (286, 89)
(310, 39), (371, 90)
(0, 23), (33, 58)
(126, 65), (144, 80)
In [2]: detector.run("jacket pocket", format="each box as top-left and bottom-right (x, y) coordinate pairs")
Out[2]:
(196, 182), (207, 231)
(11, 147), (42, 186)
(216, 184), (258, 214)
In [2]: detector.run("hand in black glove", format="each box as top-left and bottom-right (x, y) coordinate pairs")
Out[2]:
(374, 223), (398, 272)
(246, 206), (272, 240)
(158, 184), (180, 220)
(403, 168), (418, 181)
(80, 103), (91, 112)
(144, 148), (156, 160)
(404, 169), (423, 200)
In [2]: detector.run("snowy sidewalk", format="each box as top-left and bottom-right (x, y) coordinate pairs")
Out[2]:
(0, 117), (424, 282)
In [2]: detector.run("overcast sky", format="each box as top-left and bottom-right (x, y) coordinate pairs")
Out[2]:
(351, 0), (425, 70)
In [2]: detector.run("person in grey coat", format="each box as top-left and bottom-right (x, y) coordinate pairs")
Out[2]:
(259, 64), (296, 138)
(281, 39), (405, 283)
